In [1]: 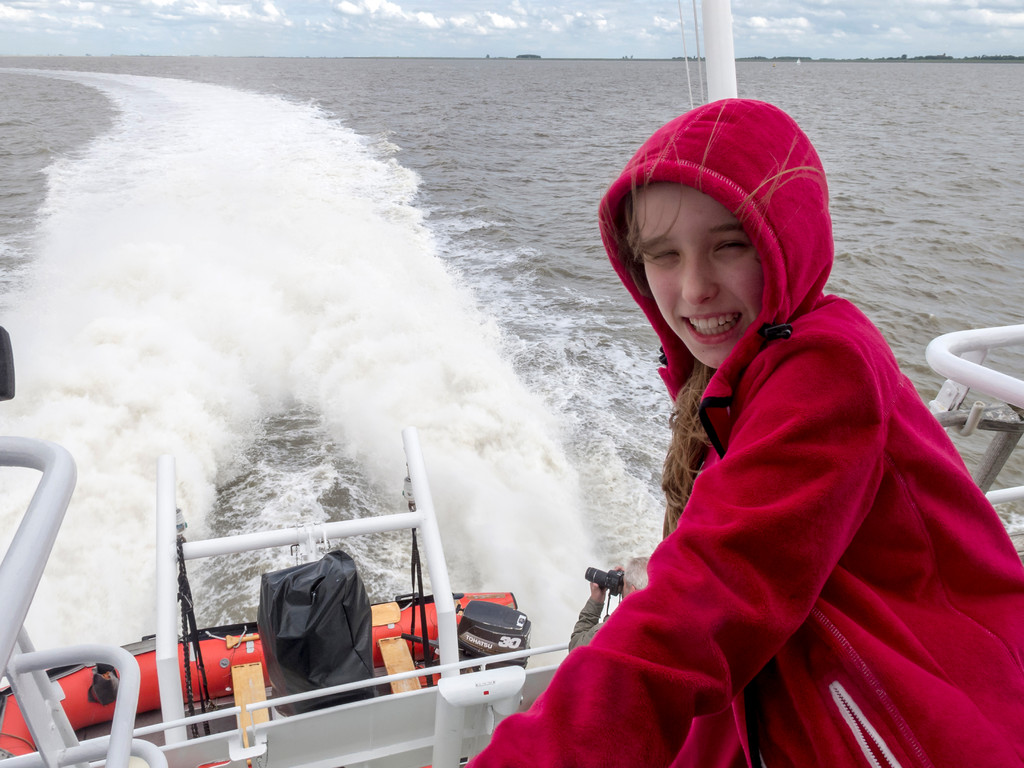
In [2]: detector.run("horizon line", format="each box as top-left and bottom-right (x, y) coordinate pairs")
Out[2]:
(0, 53), (1021, 62)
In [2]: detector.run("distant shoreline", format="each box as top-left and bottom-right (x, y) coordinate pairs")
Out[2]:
(735, 55), (1024, 63)
(0, 54), (1021, 63)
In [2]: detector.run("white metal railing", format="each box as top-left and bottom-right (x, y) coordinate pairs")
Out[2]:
(2, 427), (548, 768)
(926, 324), (1024, 505)
(128, 642), (562, 740)
(0, 438), (168, 768)
(0, 438), (77, 672)
(154, 425), (510, 768)
(927, 324), (1024, 412)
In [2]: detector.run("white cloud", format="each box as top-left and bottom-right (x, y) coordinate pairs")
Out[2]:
(485, 11), (516, 29)
(746, 15), (810, 32)
(362, 0), (403, 19)
(0, 3), (33, 20)
(66, 12), (103, 26)
(185, 4), (252, 22)
(959, 7), (1024, 27)
(652, 15), (676, 32)
(0, 0), (1021, 58)
(413, 10), (441, 28)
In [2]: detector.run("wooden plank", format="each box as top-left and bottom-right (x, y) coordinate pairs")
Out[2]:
(231, 662), (269, 747)
(371, 602), (402, 626)
(378, 637), (422, 693)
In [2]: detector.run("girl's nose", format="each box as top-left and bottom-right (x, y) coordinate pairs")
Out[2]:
(680, 258), (718, 306)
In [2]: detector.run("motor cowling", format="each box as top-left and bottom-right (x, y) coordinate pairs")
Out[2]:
(457, 600), (531, 666)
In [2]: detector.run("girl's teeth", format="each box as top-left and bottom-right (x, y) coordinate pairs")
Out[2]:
(689, 314), (739, 334)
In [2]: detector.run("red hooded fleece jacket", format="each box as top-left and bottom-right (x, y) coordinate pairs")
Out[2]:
(467, 99), (1024, 767)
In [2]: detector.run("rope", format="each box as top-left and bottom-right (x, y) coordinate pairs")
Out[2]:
(176, 536), (212, 736)
(677, 0), (695, 109)
(408, 530), (435, 685)
(692, 0), (706, 104)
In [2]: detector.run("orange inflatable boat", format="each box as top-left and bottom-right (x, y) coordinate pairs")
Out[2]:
(0, 591), (519, 758)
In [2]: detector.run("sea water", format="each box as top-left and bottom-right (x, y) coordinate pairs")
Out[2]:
(0, 58), (1022, 649)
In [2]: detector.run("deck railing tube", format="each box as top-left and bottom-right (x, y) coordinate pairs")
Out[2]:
(401, 427), (465, 768)
(155, 455), (188, 744)
(0, 438), (76, 674)
(401, 427), (459, 671)
(6, 643), (148, 768)
(926, 324), (1024, 410)
(703, 0), (738, 101)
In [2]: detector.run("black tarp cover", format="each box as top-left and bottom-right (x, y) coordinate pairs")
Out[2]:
(257, 550), (375, 714)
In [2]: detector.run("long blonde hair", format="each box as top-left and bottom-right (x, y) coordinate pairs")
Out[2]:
(662, 361), (711, 537)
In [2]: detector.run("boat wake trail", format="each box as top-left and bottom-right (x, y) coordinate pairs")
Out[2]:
(0, 71), (593, 649)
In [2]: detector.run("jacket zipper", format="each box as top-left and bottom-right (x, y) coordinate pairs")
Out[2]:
(811, 607), (934, 768)
(830, 680), (903, 768)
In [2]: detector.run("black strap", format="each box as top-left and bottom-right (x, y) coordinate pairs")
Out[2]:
(177, 536), (212, 735)
(408, 530), (434, 684)
(744, 681), (761, 767)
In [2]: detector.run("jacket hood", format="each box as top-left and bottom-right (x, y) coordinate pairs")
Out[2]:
(598, 99), (833, 409)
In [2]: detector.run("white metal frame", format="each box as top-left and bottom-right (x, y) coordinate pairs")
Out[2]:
(153, 425), (552, 768)
(703, 0), (738, 101)
(2, 427), (562, 768)
(926, 324), (1024, 505)
(0, 438), (168, 768)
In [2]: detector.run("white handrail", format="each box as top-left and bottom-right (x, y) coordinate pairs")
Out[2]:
(0, 438), (77, 673)
(925, 324), (1024, 507)
(6, 644), (159, 768)
(926, 324), (1024, 411)
(402, 426), (459, 676)
(154, 455), (187, 745)
(1, 439), (164, 768)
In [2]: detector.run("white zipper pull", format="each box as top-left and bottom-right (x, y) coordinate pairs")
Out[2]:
(829, 680), (904, 768)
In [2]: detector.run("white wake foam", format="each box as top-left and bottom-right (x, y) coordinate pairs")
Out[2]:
(1, 71), (594, 649)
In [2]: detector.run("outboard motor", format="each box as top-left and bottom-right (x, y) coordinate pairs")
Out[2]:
(257, 549), (375, 714)
(457, 600), (531, 667)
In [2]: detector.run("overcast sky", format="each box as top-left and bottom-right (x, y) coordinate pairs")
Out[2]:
(1, 0), (1021, 59)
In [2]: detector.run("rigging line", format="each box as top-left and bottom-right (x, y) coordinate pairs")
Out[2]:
(692, 0), (706, 104)
(678, 0), (695, 110)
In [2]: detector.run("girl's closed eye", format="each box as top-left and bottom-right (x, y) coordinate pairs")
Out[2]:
(714, 239), (755, 257)
(642, 249), (678, 264)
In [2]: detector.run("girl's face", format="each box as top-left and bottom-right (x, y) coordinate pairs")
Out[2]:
(636, 183), (764, 370)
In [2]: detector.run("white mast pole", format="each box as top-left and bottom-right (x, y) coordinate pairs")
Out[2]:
(702, 0), (738, 101)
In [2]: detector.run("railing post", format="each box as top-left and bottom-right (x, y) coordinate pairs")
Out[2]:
(703, 0), (738, 100)
(402, 427), (464, 768)
(155, 455), (187, 744)
(401, 428), (458, 671)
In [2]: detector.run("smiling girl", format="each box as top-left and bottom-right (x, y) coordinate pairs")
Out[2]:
(468, 99), (1024, 767)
